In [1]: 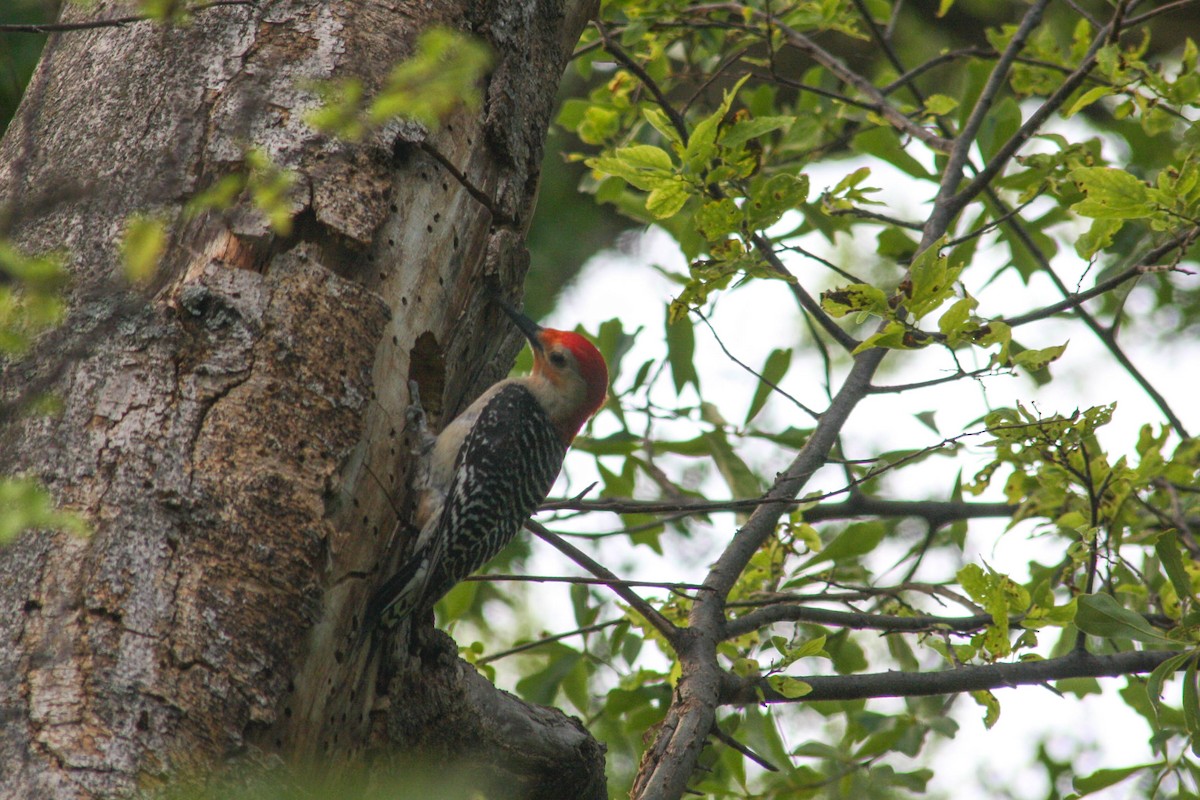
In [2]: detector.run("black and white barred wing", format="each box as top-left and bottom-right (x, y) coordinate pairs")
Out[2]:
(420, 382), (568, 609)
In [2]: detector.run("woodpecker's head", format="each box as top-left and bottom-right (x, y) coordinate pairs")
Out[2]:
(501, 303), (609, 442)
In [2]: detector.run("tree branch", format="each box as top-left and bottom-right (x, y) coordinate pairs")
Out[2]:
(724, 605), (1001, 640)
(952, 19), (1108, 220)
(927, 0), (1050, 238)
(1003, 261), (1195, 330)
(722, 648), (1186, 705)
(543, 493), (1013, 527)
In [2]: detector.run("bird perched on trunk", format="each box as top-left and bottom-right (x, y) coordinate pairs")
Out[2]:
(359, 302), (608, 642)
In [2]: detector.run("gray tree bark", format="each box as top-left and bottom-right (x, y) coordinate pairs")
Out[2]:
(0, 1), (603, 798)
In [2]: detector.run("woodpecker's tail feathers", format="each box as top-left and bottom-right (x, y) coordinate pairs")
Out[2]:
(356, 550), (431, 649)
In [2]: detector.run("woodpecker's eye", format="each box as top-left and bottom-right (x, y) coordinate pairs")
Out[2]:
(549, 350), (568, 368)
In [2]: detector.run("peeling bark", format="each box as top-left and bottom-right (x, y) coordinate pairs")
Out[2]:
(0, 1), (603, 797)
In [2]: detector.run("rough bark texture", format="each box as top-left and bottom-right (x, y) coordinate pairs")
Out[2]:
(0, 1), (603, 797)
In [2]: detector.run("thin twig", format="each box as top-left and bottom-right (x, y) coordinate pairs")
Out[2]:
(526, 519), (682, 646)
(418, 140), (512, 225)
(826, 207), (924, 231)
(1126, 0), (1200, 27)
(752, 234), (861, 352)
(476, 619), (624, 665)
(689, 3), (953, 153)
(594, 21), (690, 145)
(1003, 261), (1194, 330)
(0, 0), (251, 33)
(943, 192), (1044, 248)
(692, 309), (820, 421)
(710, 726), (781, 772)
(867, 366), (997, 394)
(464, 573), (710, 592)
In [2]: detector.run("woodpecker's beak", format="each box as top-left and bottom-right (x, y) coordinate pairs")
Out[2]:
(499, 301), (544, 353)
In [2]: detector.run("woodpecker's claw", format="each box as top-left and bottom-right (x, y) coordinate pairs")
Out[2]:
(406, 380), (434, 455)
(406, 379), (426, 428)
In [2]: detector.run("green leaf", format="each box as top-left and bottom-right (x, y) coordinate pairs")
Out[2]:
(924, 93), (959, 115)
(244, 149), (297, 235)
(617, 144), (675, 173)
(305, 78), (366, 139)
(971, 689), (1000, 728)
(853, 128), (931, 179)
(767, 675), (812, 699)
(914, 411), (939, 434)
(0, 242), (68, 291)
(695, 198), (743, 240)
(744, 348), (792, 426)
(1186, 656), (1200, 749)
(685, 74), (749, 170)
(907, 241), (961, 320)
(799, 521), (886, 570)
(1148, 652), (1194, 722)
(187, 173), (246, 216)
(1072, 764), (1154, 796)
(830, 165), (872, 196)
(515, 644), (582, 706)
(977, 97), (1022, 162)
(120, 215), (167, 285)
(856, 320), (936, 354)
(746, 173), (809, 229)
(665, 311), (699, 394)
(938, 295), (977, 336)
(1069, 167), (1154, 220)
(1011, 342), (1067, 372)
(820, 283), (891, 319)
(702, 429), (763, 499)
(1075, 593), (1176, 644)
(579, 106), (620, 145)
(642, 107), (684, 147)
(1055, 677), (1101, 697)
(646, 179), (691, 219)
(1156, 531), (1196, 606)
(0, 477), (89, 543)
(1065, 85), (1114, 118)
(1075, 217), (1123, 259)
(437, 577), (478, 622)
(367, 27), (493, 129)
(721, 115), (793, 147)
(589, 148), (674, 192)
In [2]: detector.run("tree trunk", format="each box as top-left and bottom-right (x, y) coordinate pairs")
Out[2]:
(0, 1), (603, 798)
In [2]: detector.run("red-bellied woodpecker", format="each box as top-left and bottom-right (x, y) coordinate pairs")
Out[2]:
(360, 303), (608, 639)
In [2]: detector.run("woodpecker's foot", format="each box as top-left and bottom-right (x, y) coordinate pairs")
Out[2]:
(405, 379), (426, 427)
(405, 380), (435, 453)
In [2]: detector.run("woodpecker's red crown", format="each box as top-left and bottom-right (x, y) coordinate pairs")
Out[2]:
(500, 302), (608, 441)
(534, 328), (609, 423)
